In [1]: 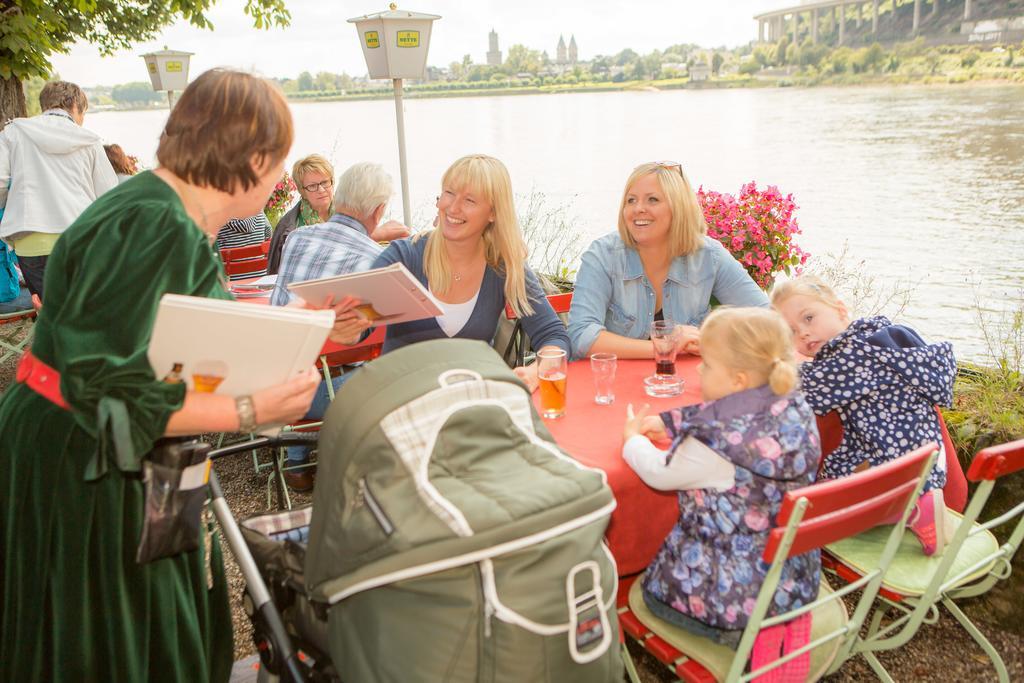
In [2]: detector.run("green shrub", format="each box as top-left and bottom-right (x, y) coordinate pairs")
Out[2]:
(961, 48), (981, 68)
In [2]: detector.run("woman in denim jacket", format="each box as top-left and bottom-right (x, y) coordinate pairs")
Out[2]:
(568, 162), (767, 360)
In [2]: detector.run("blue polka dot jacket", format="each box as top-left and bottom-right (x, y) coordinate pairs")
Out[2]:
(799, 316), (956, 491)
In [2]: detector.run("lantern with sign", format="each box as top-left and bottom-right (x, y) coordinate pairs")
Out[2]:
(141, 49), (194, 108)
(348, 5), (441, 225)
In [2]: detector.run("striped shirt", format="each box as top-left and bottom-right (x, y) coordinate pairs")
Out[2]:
(215, 213), (272, 281)
(271, 213), (383, 306)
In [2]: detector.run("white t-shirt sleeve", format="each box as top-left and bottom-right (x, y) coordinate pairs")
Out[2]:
(623, 435), (736, 492)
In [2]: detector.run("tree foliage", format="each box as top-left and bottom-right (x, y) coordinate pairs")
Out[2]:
(0, 0), (291, 81)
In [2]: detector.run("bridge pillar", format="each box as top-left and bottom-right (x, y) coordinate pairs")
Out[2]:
(856, 2), (863, 28)
(932, 0), (939, 18)
(964, 0), (972, 20)
(913, 0), (921, 33)
(872, 0), (879, 34)
(839, 3), (846, 45)
(812, 8), (819, 43)
(791, 12), (799, 42)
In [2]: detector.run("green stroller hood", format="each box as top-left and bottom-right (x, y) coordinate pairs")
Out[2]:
(305, 339), (616, 605)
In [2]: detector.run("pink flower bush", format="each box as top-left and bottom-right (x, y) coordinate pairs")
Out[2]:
(264, 172), (297, 226)
(697, 182), (809, 290)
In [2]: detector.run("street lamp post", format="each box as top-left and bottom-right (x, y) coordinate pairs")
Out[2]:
(348, 5), (441, 227)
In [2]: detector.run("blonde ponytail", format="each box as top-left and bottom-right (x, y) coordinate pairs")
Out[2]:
(700, 307), (798, 396)
(768, 357), (798, 395)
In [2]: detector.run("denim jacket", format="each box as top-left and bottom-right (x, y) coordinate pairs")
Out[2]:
(567, 233), (769, 359)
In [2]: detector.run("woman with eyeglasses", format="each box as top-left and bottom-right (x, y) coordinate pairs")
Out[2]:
(567, 162), (768, 360)
(268, 154), (410, 274)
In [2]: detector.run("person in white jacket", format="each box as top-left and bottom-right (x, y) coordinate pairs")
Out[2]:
(0, 81), (117, 300)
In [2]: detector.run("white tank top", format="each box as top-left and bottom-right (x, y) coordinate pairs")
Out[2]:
(435, 289), (480, 337)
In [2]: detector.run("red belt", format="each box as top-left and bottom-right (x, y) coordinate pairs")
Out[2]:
(16, 350), (69, 410)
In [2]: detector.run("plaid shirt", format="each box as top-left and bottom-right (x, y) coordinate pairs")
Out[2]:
(271, 213), (383, 306)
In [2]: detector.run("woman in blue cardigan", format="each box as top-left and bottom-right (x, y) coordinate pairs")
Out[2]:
(368, 154), (569, 388)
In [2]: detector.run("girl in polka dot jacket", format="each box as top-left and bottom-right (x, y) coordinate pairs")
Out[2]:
(772, 275), (957, 556)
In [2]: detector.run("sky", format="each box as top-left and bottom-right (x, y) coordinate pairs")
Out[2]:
(51, 0), (785, 88)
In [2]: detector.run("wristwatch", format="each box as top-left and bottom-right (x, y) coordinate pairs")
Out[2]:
(236, 394), (258, 433)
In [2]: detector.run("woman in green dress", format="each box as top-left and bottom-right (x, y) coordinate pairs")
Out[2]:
(0, 70), (365, 682)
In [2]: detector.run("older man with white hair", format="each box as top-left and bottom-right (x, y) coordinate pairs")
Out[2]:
(271, 161), (406, 306)
(271, 161), (408, 491)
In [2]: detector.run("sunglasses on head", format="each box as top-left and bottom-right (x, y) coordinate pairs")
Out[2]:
(651, 160), (683, 176)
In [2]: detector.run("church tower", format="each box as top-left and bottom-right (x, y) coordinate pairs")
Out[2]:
(556, 35), (567, 65)
(569, 35), (578, 64)
(487, 28), (502, 67)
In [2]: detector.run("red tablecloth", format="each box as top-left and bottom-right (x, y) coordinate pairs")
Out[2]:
(533, 357), (704, 576)
(533, 358), (852, 577)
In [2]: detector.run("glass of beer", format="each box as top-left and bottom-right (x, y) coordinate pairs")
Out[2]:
(192, 359), (228, 393)
(537, 348), (568, 419)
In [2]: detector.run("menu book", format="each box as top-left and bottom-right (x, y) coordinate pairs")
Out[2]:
(286, 262), (443, 325)
(147, 294), (335, 397)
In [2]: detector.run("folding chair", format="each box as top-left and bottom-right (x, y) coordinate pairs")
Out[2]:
(619, 443), (938, 683)
(0, 307), (36, 365)
(220, 239), (271, 280)
(268, 327), (387, 509)
(502, 291), (573, 367)
(824, 437), (1024, 683)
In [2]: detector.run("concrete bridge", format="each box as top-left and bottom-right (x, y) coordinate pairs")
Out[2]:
(754, 0), (977, 44)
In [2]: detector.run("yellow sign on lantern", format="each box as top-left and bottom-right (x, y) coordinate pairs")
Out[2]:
(365, 31), (380, 48)
(396, 30), (420, 48)
(165, 61), (183, 73)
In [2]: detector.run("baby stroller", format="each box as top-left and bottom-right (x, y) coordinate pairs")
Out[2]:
(211, 339), (623, 682)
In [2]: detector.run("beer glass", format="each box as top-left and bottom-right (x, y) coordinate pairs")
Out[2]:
(537, 348), (568, 419)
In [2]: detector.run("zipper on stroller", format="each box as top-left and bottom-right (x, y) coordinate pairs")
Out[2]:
(358, 477), (395, 536)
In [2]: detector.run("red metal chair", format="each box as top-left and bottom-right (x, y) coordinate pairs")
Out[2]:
(817, 407), (967, 513)
(619, 444), (938, 682)
(502, 291), (573, 366)
(270, 327), (388, 509)
(219, 239), (271, 279)
(823, 438), (1024, 683)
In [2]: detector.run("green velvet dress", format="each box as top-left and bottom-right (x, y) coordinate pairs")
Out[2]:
(0, 172), (234, 681)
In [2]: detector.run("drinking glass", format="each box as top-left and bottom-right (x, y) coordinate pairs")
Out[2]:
(192, 359), (229, 393)
(650, 320), (679, 376)
(537, 348), (568, 419)
(645, 321), (684, 397)
(590, 353), (617, 405)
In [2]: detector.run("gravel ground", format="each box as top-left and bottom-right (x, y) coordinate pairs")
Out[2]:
(2, 317), (1021, 680)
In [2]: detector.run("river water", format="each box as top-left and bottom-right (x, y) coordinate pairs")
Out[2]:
(87, 83), (1024, 362)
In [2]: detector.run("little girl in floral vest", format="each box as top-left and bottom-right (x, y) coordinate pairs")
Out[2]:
(623, 307), (821, 657)
(772, 275), (956, 556)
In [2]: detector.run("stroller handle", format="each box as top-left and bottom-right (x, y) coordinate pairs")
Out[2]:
(207, 432), (318, 460)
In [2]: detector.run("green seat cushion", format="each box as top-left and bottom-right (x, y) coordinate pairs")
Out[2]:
(628, 576), (846, 681)
(825, 511), (999, 597)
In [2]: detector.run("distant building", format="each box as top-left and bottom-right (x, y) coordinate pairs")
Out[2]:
(568, 35), (578, 64)
(689, 63), (711, 81)
(487, 29), (502, 67)
(556, 35), (567, 65)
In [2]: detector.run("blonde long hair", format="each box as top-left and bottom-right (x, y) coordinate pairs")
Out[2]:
(422, 155), (534, 316)
(701, 307), (798, 396)
(617, 162), (707, 257)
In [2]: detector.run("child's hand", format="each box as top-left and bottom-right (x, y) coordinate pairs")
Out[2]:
(639, 414), (668, 441)
(624, 403), (651, 441)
